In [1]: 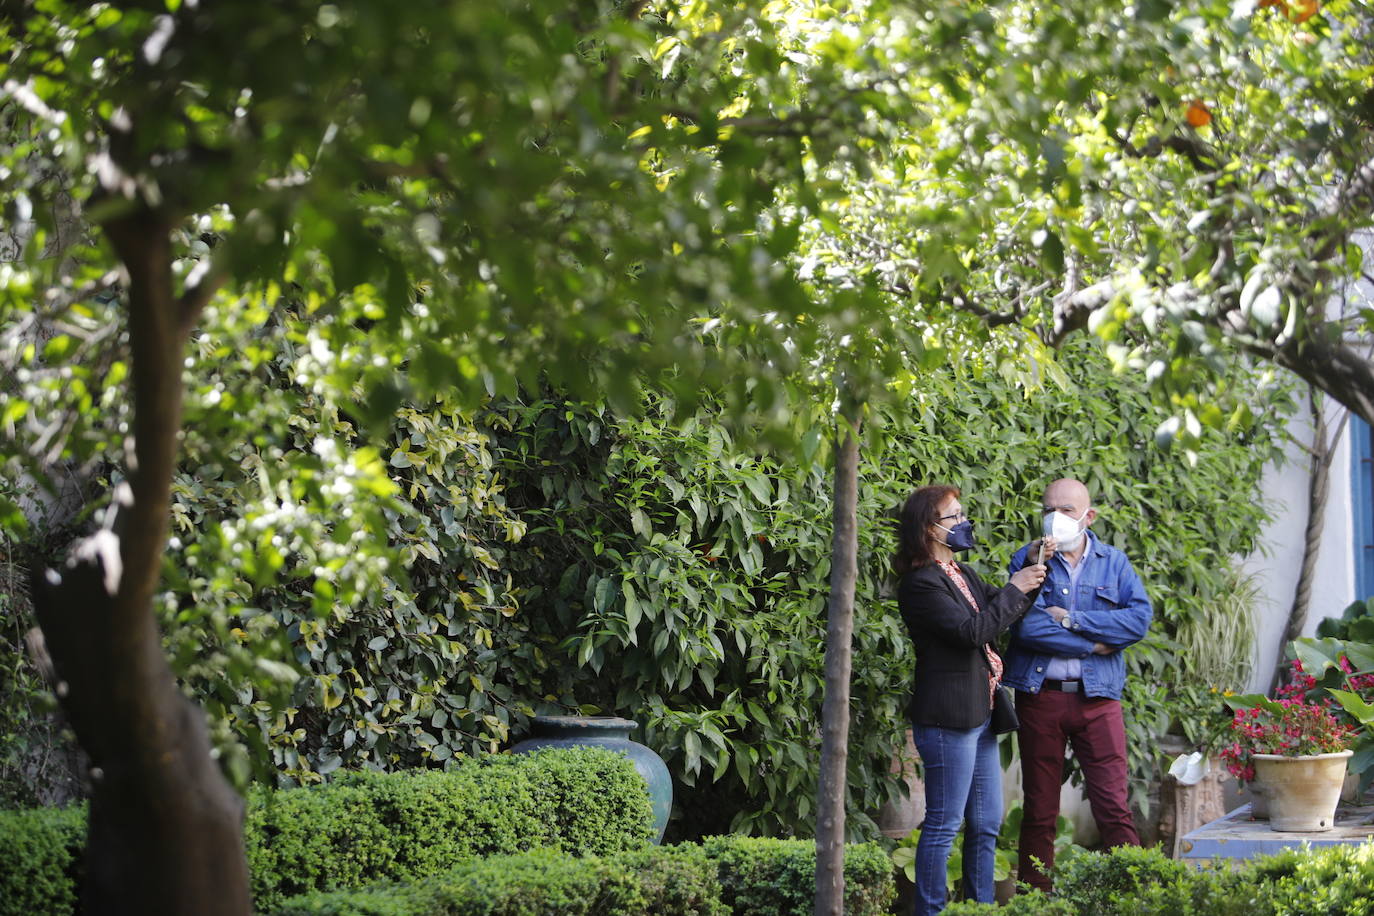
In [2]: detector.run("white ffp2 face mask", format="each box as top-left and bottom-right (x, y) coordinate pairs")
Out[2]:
(1043, 508), (1089, 552)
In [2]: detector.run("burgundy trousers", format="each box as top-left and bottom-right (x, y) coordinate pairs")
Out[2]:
(1015, 688), (1140, 892)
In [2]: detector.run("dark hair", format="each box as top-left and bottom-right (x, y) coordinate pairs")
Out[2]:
(894, 485), (960, 572)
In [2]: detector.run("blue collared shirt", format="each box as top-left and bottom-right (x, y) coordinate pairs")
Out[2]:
(1002, 530), (1153, 699)
(1043, 548), (1090, 680)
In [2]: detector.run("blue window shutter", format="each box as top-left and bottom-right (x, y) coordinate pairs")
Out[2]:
(1352, 415), (1374, 600)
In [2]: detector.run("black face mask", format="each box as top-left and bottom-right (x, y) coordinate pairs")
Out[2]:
(937, 519), (976, 552)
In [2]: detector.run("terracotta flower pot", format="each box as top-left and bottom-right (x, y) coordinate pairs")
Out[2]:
(1251, 750), (1352, 832)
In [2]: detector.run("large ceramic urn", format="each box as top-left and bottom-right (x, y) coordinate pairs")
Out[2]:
(510, 715), (672, 843)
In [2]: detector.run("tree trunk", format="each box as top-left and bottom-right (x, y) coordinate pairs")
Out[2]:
(30, 208), (251, 915)
(1270, 387), (1348, 692)
(815, 408), (861, 916)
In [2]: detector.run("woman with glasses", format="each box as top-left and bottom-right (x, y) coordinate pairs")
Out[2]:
(894, 485), (1049, 915)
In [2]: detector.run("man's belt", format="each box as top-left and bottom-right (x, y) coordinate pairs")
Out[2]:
(1042, 679), (1081, 693)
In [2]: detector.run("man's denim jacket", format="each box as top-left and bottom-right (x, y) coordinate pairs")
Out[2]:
(1002, 531), (1152, 700)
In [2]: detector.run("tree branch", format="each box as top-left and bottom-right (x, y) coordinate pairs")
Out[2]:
(1310, 154), (1374, 262)
(1110, 128), (1221, 174)
(176, 255), (228, 337)
(1046, 279), (1118, 347)
(101, 206), (183, 616)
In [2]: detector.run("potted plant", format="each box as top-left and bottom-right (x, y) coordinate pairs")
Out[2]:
(1288, 635), (1374, 801)
(1217, 692), (1353, 832)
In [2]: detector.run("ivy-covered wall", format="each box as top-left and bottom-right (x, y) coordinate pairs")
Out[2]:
(2, 320), (1289, 835)
(485, 341), (1288, 835)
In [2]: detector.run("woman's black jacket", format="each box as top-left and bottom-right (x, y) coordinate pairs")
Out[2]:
(898, 561), (1032, 729)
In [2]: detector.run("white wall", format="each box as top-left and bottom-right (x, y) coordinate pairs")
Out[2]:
(1243, 229), (1374, 690)
(1243, 396), (1358, 693)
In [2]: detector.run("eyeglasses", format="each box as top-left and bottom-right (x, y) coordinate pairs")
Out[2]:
(938, 512), (967, 523)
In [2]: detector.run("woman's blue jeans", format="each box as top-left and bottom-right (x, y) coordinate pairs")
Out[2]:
(910, 719), (1002, 916)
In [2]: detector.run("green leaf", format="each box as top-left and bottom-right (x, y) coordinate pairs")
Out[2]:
(1328, 689), (1374, 726)
(622, 585), (641, 632)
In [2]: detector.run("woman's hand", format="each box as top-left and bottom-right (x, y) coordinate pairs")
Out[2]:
(1010, 563), (1047, 594)
(1027, 536), (1058, 564)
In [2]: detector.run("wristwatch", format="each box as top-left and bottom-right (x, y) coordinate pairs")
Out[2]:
(1060, 614), (1072, 629)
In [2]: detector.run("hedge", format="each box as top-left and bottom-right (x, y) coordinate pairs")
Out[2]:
(942, 842), (1374, 916)
(272, 837), (894, 916)
(0, 748), (654, 915)
(272, 845), (727, 916)
(0, 804), (85, 916)
(1248, 841), (1374, 916)
(700, 836), (894, 916)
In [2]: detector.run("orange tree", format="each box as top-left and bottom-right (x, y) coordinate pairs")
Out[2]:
(0, 2), (924, 910)
(5, 0), (1371, 911)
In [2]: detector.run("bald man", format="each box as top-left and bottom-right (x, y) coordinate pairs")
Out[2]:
(1004, 479), (1152, 893)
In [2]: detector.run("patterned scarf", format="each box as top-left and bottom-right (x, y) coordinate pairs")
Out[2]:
(937, 560), (1003, 709)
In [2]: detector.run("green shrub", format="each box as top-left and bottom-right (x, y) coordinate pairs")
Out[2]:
(1249, 841), (1374, 915)
(271, 837), (901, 916)
(943, 891), (1075, 915)
(0, 804), (85, 916)
(0, 748), (652, 915)
(884, 843), (1374, 916)
(700, 835), (894, 916)
(246, 748), (654, 910)
(1049, 845), (1265, 916)
(271, 845), (727, 916)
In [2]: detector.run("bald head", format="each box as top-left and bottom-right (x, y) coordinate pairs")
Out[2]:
(1043, 478), (1091, 513)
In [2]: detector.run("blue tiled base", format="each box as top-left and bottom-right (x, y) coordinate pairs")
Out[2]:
(1180, 803), (1374, 865)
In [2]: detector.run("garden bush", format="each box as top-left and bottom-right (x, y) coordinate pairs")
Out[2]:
(943, 842), (1374, 915)
(0, 803), (85, 916)
(943, 892), (1075, 915)
(700, 835), (893, 916)
(1248, 841), (1374, 915)
(0, 748), (653, 915)
(271, 845), (726, 916)
(272, 836), (893, 916)
(1046, 844), (1261, 915)
(247, 747), (654, 909)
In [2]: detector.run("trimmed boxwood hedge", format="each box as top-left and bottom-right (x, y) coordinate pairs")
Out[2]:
(0, 804), (85, 916)
(272, 845), (728, 916)
(0, 747), (654, 915)
(271, 837), (896, 916)
(701, 836), (894, 916)
(247, 747), (654, 909)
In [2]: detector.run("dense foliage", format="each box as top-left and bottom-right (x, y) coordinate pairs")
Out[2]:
(271, 837), (893, 916)
(944, 842), (1374, 915)
(3, 0), (1370, 908)
(700, 835), (894, 916)
(272, 846), (728, 916)
(0, 803), (85, 916)
(190, 340), (1285, 836)
(0, 324), (1289, 830)
(485, 339), (1288, 830)
(0, 748), (656, 915)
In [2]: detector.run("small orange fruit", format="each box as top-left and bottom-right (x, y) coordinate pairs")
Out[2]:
(1186, 100), (1212, 128)
(1287, 0), (1318, 22)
